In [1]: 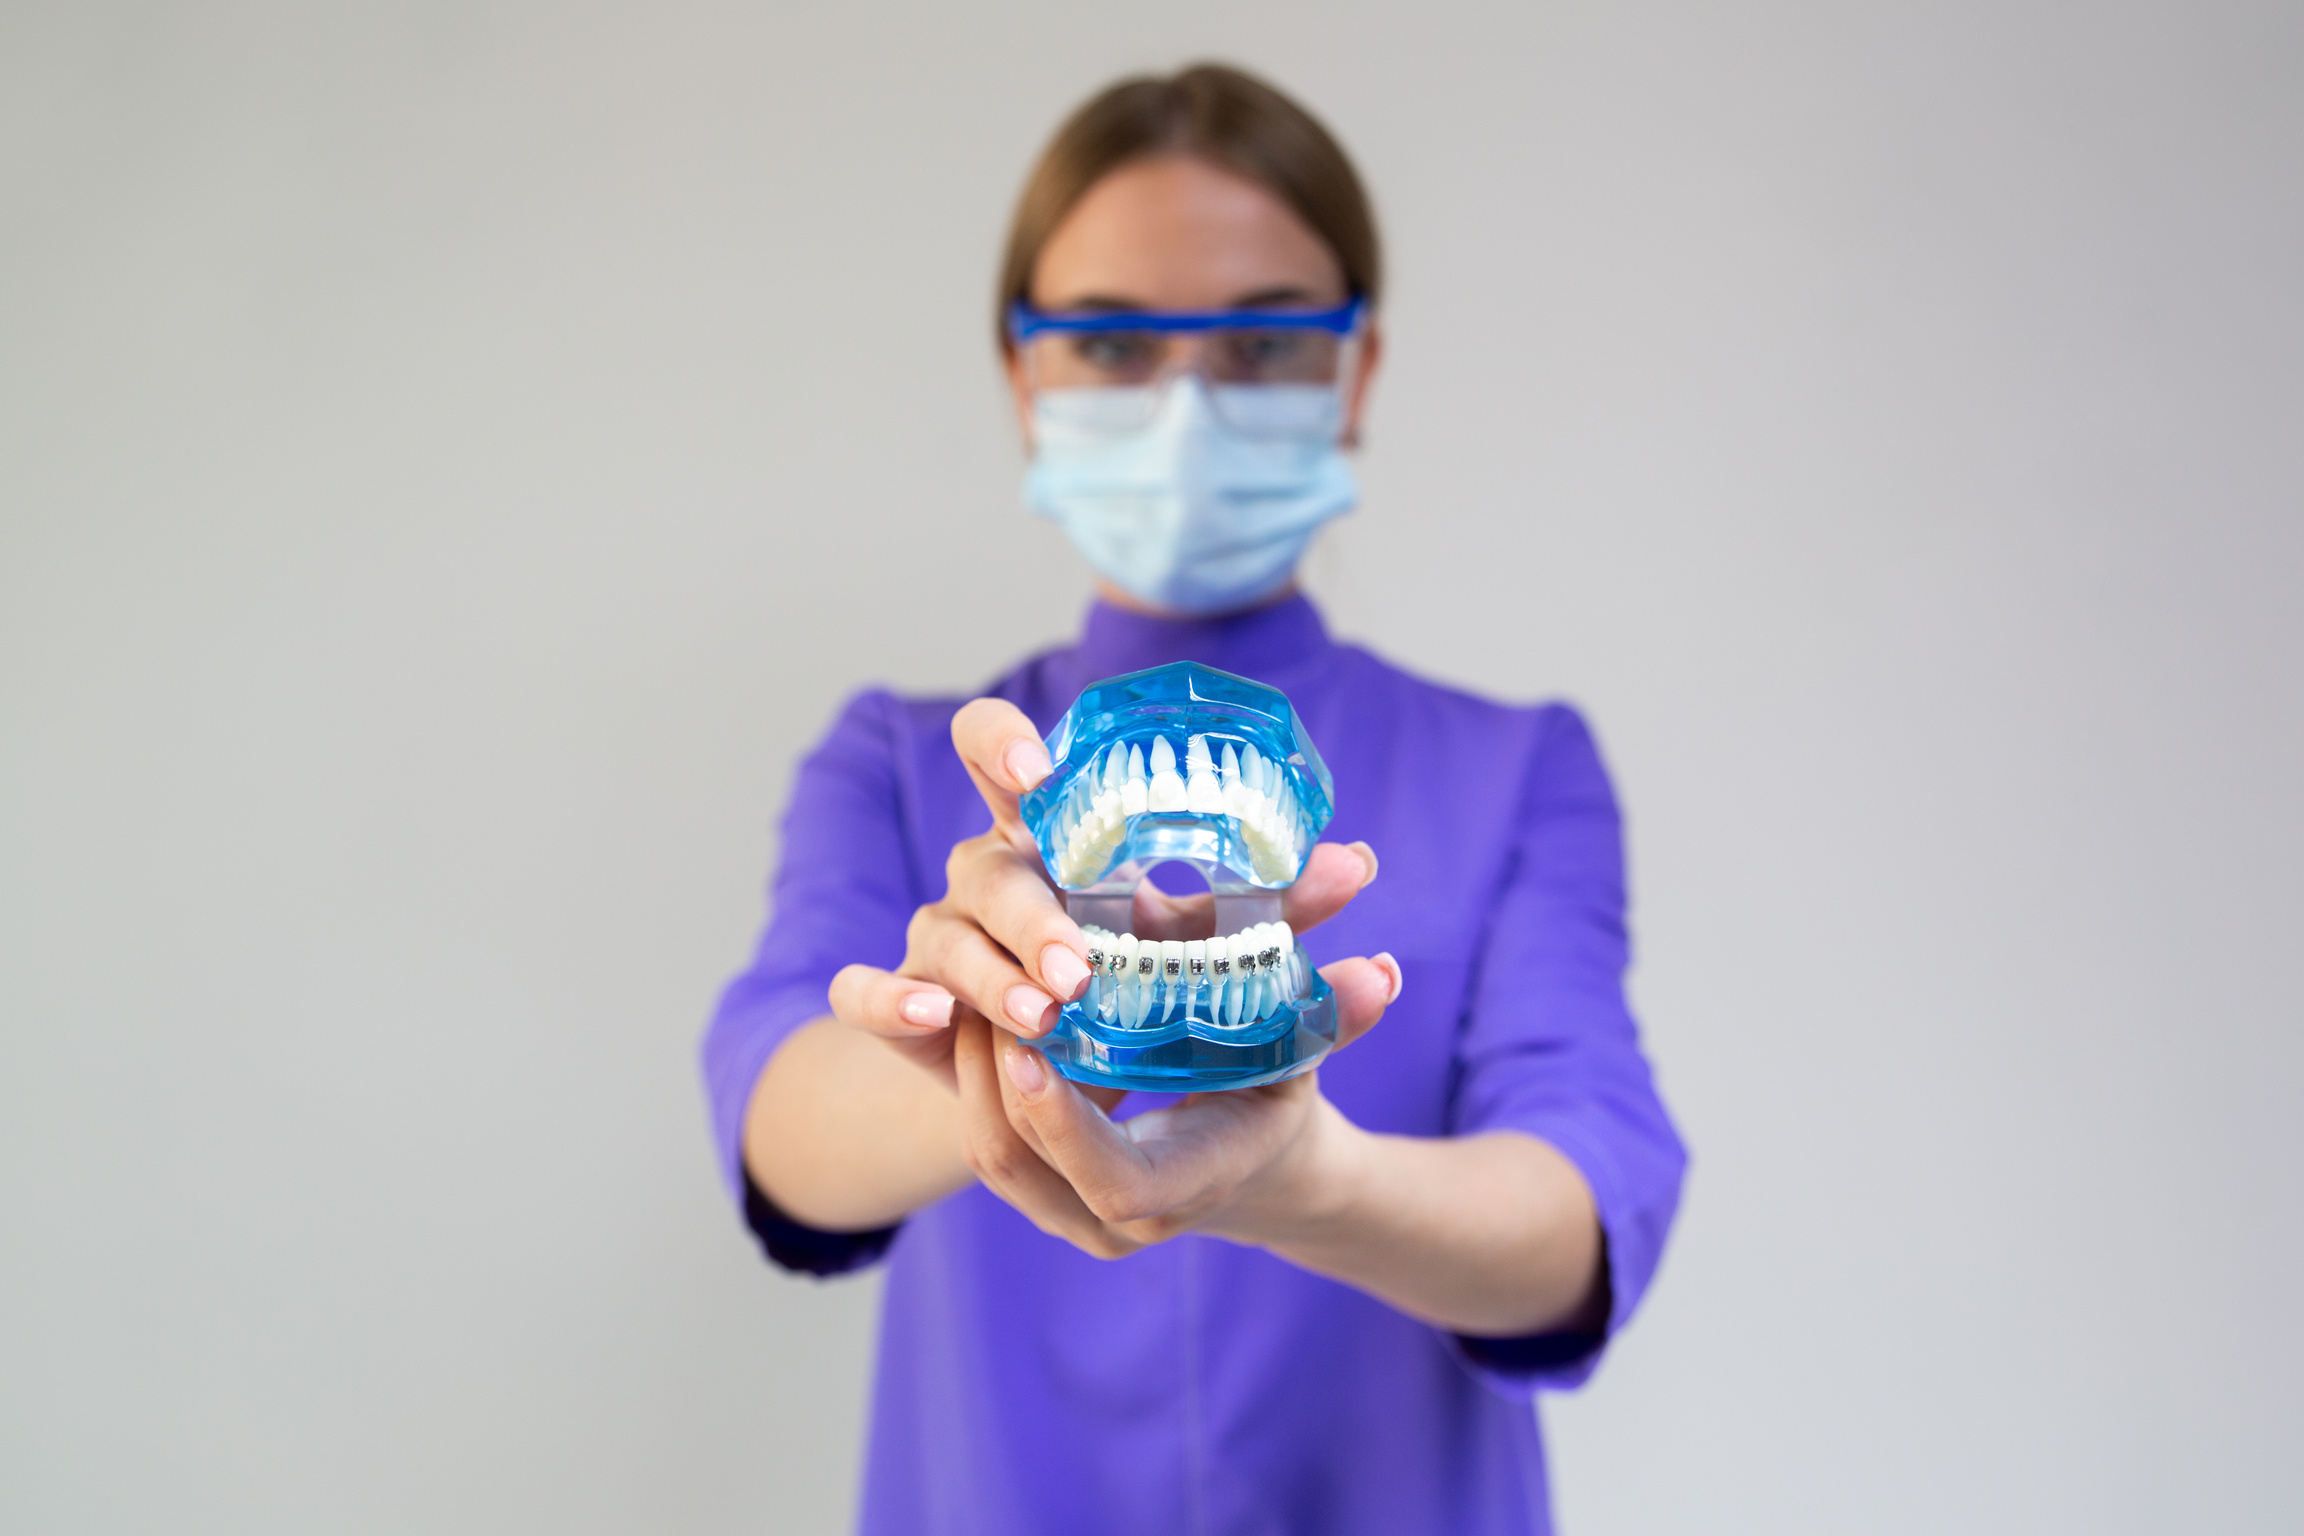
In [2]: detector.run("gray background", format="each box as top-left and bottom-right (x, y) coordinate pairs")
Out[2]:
(4, 1), (2299, 1531)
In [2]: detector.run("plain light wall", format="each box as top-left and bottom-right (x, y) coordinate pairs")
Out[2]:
(4, 2), (2299, 1531)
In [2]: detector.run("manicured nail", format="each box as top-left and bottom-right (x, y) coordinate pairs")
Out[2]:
(1005, 984), (1056, 1035)
(1349, 841), (1380, 886)
(1373, 952), (1404, 1004)
(1039, 943), (1090, 1000)
(1003, 1041), (1048, 1100)
(1004, 740), (1052, 793)
(898, 991), (953, 1028)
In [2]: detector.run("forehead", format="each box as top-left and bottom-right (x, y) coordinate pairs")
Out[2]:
(1031, 154), (1348, 311)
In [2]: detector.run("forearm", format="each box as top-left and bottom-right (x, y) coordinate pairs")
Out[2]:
(743, 1017), (974, 1231)
(1238, 1108), (1606, 1338)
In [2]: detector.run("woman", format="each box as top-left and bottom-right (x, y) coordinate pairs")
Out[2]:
(704, 64), (1686, 1535)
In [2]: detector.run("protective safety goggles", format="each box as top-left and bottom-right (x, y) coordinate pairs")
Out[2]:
(1008, 298), (1367, 437)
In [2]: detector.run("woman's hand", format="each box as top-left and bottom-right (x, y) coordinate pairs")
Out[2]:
(822, 695), (1397, 1245)
(867, 700), (1397, 1259)
(821, 698), (1097, 1090)
(951, 945), (1400, 1259)
(747, 697), (1109, 1233)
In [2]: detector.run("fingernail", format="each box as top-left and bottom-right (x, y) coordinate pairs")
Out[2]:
(1373, 951), (1404, 1004)
(1039, 943), (1090, 1000)
(1004, 740), (1052, 793)
(899, 991), (953, 1028)
(1349, 841), (1380, 885)
(1005, 984), (1056, 1035)
(1004, 1042), (1048, 1100)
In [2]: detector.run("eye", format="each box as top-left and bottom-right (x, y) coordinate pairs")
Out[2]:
(1070, 333), (1160, 377)
(1213, 328), (1322, 381)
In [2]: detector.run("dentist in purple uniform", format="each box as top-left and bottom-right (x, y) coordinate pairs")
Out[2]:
(703, 64), (1687, 1536)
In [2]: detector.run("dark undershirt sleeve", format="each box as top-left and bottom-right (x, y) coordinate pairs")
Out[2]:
(742, 1170), (901, 1278)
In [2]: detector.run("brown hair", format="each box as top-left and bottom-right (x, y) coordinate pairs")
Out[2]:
(995, 63), (1382, 351)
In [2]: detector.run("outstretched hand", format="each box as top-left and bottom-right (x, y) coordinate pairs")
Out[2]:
(954, 942), (1399, 1258)
(825, 695), (1399, 1258)
(822, 697), (1384, 1063)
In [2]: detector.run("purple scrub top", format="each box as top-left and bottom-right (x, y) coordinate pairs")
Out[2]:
(702, 595), (1686, 1535)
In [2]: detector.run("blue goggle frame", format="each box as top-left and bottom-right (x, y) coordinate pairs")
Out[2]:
(1007, 297), (1366, 343)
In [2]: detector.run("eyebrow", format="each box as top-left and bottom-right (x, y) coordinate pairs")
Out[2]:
(1226, 284), (1324, 308)
(1041, 284), (1332, 313)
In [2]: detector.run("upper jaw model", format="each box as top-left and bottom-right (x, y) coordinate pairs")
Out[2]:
(1045, 728), (1317, 889)
(1019, 661), (1342, 1093)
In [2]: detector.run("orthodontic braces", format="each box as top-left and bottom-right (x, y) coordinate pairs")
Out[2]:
(1076, 922), (1306, 1030)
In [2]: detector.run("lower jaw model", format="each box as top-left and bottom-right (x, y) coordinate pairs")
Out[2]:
(1077, 921), (1308, 1030)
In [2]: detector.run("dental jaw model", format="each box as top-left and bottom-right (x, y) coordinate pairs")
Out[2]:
(1019, 661), (1340, 1092)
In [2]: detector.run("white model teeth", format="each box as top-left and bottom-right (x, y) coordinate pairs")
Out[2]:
(1148, 735), (1187, 813)
(1120, 745), (1148, 817)
(1184, 734), (1226, 813)
(1076, 922), (1305, 1029)
(1051, 735), (1312, 885)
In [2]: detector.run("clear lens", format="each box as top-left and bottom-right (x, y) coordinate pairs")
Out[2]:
(1033, 385), (1166, 437)
(1023, 326), (1346, 390)
(1027, 330), (1170, 388)
(1208, 383), (1342, 439)
(1204, 326), (1341, 385)
(1025, 331), (1359, 439)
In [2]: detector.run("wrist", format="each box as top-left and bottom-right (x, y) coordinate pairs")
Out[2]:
(1224, 1088), (1374, 1249)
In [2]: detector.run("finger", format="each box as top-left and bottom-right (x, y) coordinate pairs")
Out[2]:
(992, 1046), (1132, 1164)
(1130, 881), (1212, 942)
(1319, 953), (1403, 1053)
(945, 835), (1091, 1003)
(827, 963), (957, 1039)
(907, 906), (1062, 1039)
(1001, 1040), (1206, 1227)
(1124, 839), (1378, 943)
(994, 1041), (1060, 1162)
(1279, 841), (1381, 933)
(951, 697), (1053, 843)
(952, 1016), (1138, 1258)
(1080, 1082), (1130, 1114)
(954, 1018), (1082, 1216)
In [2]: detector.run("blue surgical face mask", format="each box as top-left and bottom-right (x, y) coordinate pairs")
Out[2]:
(1024, 378), (1357, 617)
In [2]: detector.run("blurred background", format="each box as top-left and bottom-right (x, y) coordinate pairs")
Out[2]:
(4, 1), (2299, 1531)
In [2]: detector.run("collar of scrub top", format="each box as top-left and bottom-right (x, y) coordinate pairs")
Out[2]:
(1005, 296), (1367, 341)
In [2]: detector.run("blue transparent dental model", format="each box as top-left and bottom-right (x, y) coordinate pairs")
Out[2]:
(1019, 661), (1339, 1092)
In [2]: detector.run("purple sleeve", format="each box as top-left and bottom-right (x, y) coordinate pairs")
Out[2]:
(1446, 704), (1689, 1395)
(699, 689), (929, 1276)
